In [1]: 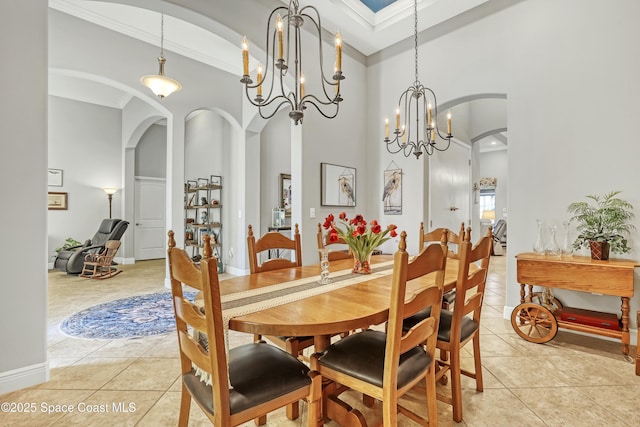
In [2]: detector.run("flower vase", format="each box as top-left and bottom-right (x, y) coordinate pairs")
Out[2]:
(353, 252), (373, 274)
(318, 249), (332, 284)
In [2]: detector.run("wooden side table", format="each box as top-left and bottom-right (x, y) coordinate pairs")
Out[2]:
(636, 311), (640, 375)
(515, 253), (638, 364)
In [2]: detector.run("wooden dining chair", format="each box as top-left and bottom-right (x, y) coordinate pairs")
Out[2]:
(167, 231), (321, 427)
(247, 224), (302, 273)
(316, 222), (352, 262)
(419, 223), (465, 310)
(246, 223), (313, 420)
(419, 221), (466, 258)
(407, 227), (492, 422)
(79, 240), (122, 279)
(311, 231), (445, 427)
(434, 227), (492, 422)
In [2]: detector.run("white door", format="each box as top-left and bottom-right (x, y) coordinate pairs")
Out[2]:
(135, 177), (166, 260)
(428, 142), (471, 232)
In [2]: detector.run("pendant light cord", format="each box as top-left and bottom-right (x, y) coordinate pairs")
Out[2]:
(414, 0), (418, 84)
(160, 13), (165, 57)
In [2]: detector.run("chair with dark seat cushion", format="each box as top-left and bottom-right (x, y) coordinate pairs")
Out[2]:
(54, 218), (128, 274)
(167, 231), (320, 427)
(246, 223), (314, 420)
(404, 226), (493, 423)
(311, 231), (445, 426)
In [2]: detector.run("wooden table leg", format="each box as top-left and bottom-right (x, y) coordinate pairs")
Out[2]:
(621, 297), (630, 356)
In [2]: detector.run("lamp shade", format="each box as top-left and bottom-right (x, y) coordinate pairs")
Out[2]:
(481, 210), (496, 220)
(103, 188), (118, 195)
(140, 73), (182, 98)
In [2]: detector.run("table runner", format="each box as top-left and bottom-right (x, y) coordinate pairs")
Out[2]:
(194, 260), (395, 385)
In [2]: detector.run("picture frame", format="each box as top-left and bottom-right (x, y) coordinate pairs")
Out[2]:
(48, 168), (63, 187)
(321, 163), (356, 207)
(279, 173), (292, 217)
(383, 168), (403, 215)
(48, 192), (68, 210)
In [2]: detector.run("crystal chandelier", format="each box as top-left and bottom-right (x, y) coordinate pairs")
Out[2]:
(384, 0), (452, 159)
(140, 13), (182, 99)
(240, 0), (345, 125)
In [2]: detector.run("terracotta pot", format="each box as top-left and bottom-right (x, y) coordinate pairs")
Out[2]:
(589, 241), (610, 260)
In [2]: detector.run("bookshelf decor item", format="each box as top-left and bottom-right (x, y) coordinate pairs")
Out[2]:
(184, 175), (223, 272)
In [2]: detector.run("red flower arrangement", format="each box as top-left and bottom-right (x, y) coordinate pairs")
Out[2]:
(323, 212), (398, 273)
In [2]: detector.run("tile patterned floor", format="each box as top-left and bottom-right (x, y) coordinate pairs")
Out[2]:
(1, 253), (638, 426)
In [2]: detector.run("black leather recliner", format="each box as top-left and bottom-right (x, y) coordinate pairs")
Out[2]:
(54, 218), (129, 274)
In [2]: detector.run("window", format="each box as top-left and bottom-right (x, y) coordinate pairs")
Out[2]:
(479, 189), (495, 218)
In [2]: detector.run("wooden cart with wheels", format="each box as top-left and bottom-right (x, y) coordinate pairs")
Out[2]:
(513, 253), (639, 373)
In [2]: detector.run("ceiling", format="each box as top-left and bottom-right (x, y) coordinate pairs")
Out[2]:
(48, 0), (509, 150)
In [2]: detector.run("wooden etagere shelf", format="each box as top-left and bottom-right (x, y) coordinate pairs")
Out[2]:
(184, 175), (223, 271)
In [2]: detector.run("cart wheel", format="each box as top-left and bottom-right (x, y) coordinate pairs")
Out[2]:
(529, 292), (563, 312)
(511, 303), (558, 344)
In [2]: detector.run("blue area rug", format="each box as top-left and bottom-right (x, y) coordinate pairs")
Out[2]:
(59, 291), (197, 339)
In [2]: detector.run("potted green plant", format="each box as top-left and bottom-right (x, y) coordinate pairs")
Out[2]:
(54, 237), (83, 252)
(567, 190), (635, 260)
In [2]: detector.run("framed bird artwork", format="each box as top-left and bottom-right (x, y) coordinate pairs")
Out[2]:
(383, 166), (403, 214)
(321, 163), (356, 207)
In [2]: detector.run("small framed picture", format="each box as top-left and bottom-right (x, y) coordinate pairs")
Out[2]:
(321, 163), (356, 207)
(48, 169), (63, 187)
(48, 192), (68, 210)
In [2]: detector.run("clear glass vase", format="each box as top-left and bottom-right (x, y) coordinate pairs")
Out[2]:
(545, 225), (561, 256)
(533, 218), (546, 254)
(353, 252), (373, 274)
(318, 249), (332, 284)
(561, 221), (573, 257)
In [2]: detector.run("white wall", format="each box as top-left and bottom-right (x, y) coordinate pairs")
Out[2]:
(369, 0), (640, 322)
(48, 96), (123, 261)
(135, 123), (167, 178)
(0, 0), (48, 393)
(260, 109), (291, 234)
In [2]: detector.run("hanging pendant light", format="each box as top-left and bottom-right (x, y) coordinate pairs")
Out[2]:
(140, 13), (182, 99)
(384, 0), (452, 159)
(240, 0), (345, 125)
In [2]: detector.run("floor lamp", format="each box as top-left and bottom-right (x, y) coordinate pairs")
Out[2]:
(103, 188), (118, 219)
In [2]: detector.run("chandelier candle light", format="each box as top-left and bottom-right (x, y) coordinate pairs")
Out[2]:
(384, 0), (452, 158)
(240, 0), (345, 125)
(140, 13), (182, 99)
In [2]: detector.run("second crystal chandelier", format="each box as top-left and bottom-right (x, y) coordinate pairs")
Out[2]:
(240, 0), (345, 125)
(384, 0), (452, 159)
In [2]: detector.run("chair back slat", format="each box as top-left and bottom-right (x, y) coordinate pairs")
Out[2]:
(400, 310), (437, 354)
(178, 329), (212, 375)
(174, 296), (208, 332)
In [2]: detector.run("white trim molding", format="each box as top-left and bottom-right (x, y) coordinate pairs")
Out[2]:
(0, 362), (49, 394)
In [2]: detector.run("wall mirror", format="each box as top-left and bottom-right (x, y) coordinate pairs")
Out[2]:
(279, 173), (291, 217)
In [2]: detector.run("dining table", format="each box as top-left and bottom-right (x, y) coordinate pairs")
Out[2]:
(220, 254), (463, 353)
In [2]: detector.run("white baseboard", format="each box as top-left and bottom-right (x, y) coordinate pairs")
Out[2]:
(224, 265), (248, 276)
(0, 362), (49, 394)
(47, 262), (53, 270)
(116, 257), (135, 265)
(503, 305), (638, 346)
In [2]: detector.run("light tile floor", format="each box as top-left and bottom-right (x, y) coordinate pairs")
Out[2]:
(1, 253), (638, 426)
